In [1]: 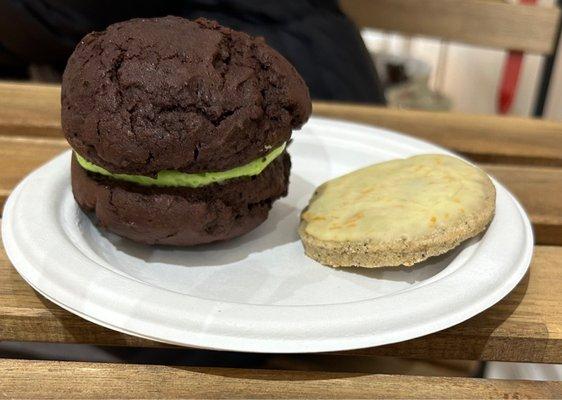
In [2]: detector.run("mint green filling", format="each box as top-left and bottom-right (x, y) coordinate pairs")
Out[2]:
(75, 143), (286, 188)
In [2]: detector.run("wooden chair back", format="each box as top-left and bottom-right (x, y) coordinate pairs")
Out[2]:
(340, 0), (560, 54)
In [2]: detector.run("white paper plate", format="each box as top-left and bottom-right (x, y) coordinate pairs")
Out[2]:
(2, 117), (533, 353)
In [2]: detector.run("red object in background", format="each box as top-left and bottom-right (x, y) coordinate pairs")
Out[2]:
(497, 0), (537, 114)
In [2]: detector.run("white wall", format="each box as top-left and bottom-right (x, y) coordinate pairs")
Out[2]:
(438, 43), (543, 116)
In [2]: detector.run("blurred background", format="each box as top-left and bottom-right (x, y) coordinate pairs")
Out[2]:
(359, 0), (562, 118)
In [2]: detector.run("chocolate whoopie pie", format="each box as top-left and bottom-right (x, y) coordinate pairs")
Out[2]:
(62, 16), (311, 245)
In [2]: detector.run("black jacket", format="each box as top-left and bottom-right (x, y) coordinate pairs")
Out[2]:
(0, 0), (385, 103)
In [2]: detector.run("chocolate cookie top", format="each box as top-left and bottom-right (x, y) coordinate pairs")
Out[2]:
(62, 16), (311, 175)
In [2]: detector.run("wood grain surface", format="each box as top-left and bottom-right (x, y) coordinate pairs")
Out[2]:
(340, 0), (560, 54)
(1, 359), (561, 399)
(3, 83), (562, 167)
(484, 164), (562, 246)
(313, 102), (562, 167)
(0, 82), (61, 137)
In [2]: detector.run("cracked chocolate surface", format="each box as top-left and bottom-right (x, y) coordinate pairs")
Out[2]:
(62, 16), (311, 175)
(71, 152), (291, 245)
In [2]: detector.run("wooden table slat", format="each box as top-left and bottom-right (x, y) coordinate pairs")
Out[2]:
(484, 164), (562, 246)
(314, 102), (562, 167)
(2, 359), (561, 399)
(0, 83), (61, 137)
(2, 83), (562, 168)
(340, 0), (560, 54)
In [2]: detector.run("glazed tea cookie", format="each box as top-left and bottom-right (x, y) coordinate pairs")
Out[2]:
(299, 154), (496, 268)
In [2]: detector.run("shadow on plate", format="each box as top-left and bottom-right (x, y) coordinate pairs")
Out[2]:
(92, 174), (316, 267)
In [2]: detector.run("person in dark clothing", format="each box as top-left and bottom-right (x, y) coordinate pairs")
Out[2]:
(0, 0), (385, 104)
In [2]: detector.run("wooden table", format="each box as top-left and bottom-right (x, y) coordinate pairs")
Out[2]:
(1, 82), (561, 398)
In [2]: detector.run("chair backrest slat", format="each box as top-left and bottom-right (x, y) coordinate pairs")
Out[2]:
(340, 0), (560, 54)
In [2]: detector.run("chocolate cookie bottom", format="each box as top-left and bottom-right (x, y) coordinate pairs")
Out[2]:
(71, 152), (290, 245)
